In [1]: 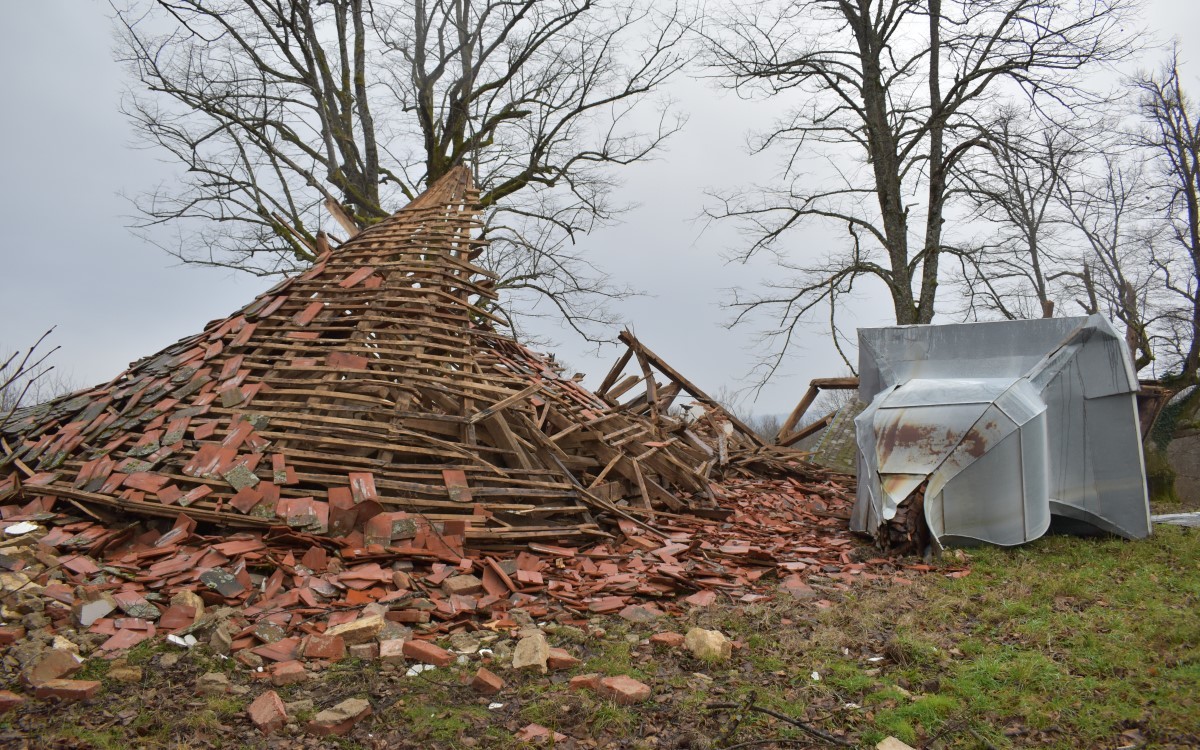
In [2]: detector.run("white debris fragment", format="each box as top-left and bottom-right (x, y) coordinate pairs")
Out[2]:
(487, 702), (504, 711)
(406, 664), (436, 677)
(166, 633), (198, 648)
(810, 671), (821, 681)
(4, 522), (39, 536)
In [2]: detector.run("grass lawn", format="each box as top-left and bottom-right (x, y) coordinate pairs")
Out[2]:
(730, 524), (1200, 749)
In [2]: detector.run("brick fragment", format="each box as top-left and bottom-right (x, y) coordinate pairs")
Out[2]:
(402, 639), (453, 667)
(650, 631), (686, 648)
(108, 665), (143, 683)
(547, 647), (581, 671)
(0, 626), (25, 645)
(0, 690), (25, 713)
(388, 609), (430, 624)
(515, 723), (567, 744)
(302, 633), (346, 662)
(597, 675), (651, 705)
(248, 690), (288, 734)
(307, 697), (372, 737)
(378, 638), (407, 665)
(568, 673), (601, 692)
(23, 649), (82, 686)
(270, 660), (309, 686)
(33, 679), (101, 702)
(441, 574), (483, 596)
(470, 667), (504, 695)
(349, 643), (378, 660)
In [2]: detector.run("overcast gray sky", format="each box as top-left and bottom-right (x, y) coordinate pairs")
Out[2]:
(2, 1), (1198, 416)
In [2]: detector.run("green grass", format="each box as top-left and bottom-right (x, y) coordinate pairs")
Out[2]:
(776, 526), (1200, 748)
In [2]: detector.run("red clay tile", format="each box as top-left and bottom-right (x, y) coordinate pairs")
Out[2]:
(34, 679), (101, 702)
(248, 690), (288, 734)
(401, 640), (452, 667)
(470, 667), (504, 695)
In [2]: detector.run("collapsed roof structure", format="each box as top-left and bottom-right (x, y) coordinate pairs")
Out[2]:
(0, 167), (803, 554)
(851, 315), (1152, 550)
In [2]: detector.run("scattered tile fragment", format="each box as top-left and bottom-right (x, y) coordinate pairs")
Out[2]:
(0, 691), (25, 713)
(33, 679), (101, 702)
(470, 667), (504, 695)
(569, 673), (602, 692)
(515, 723), (568, 744)
(270, 660), (308, 686)
(547, 647), (581, 671)
(650, 632), (686, 648)
(307, 697), (372, 737)
(597, 675), (652, 705)
(248, 690), (288, 734)
(401, 639), (453, 667)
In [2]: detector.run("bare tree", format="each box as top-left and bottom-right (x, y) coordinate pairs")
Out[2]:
(0, 330), (68, 433)
(1134, 49), (1200, 384)
(1058, 155), (1163, 371)
(114, 0), (690, 339)
(704, 0), (1140, 380)
(952, 109), (1089, 320)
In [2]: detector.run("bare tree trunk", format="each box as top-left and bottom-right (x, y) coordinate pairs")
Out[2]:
(705, 0), (1139, 382)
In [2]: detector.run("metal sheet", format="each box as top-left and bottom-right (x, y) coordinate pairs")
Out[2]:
(852, 315), (1151, 548)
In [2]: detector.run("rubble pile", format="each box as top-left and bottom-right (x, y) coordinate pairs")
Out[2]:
(0, 167), (936, 717)
(0, 167), (832, 551)
(0, 473), (913, 677)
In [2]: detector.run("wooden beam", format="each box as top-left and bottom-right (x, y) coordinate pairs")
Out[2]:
(810, 377), (859, 389)
(467, 383), (543, 424)
(597, 348), (634, 395)
(604, 374), (642, 402)
(323, 197), (361, 238)
(635, 352), (659, 421)
(777, 384), (819, 442)
(778, 413), (833, 447)
(617, 330), (764, 447)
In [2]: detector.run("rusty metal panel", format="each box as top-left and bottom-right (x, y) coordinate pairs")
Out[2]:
(852, 315), (1150, 549)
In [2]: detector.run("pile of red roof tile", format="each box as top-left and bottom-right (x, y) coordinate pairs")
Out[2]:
(0, 471), (939, 667)
(0, 166), (808, 550)
(0, 166), (942, 677)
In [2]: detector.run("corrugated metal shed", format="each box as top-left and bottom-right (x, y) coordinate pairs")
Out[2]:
(851, 315), (1151, 549)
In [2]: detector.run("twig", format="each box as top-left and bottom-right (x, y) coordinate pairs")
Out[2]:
(718, 689), (754, 747)
(707, 699), (853, 747)
(723, 740), (812, 750)
(967, 727), (1000, 750)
